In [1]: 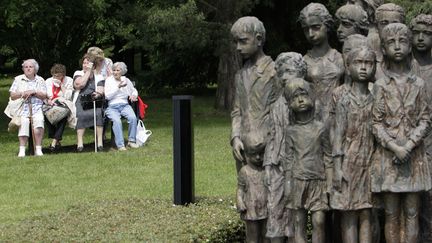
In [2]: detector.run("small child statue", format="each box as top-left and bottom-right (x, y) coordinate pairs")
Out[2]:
(298, 3), (344, 123)
(335, 4), (369, 43)
(371, 23), (431, 243)
(372, 3), (405, 80)
(264, 52), (307, 243)
(283, 78), (332, 243)
(331, 46), (376, 243)
(409, 14), (432, 243)
(230, 16), (276, 173)
(410, 14), (432, 90)
(331, 34), (370, 107)
(237, 132), (269, 243)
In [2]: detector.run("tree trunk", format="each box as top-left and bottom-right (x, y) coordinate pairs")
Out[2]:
(214, 47), (241, 111)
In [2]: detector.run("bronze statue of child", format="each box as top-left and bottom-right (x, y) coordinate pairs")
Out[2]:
(410, 14), (432, 85)
(298, 3), (344, 124)
(331, 46), (376, 243)
(409, 14), (432, 243)
(230, 16), (276, 173)
(371, 3), (405, 75)
(371, 23), (431, 243)
(335, 4), (369, 43)
(283, 78), (332, 243)
(264, 52), (307, 243)
(330, 34), (370, 113)
(237, 132), (269, 243)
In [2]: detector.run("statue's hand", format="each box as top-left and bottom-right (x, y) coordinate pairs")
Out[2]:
(284, 180), (292, 201)
(393, 145), (410, 162)
(236, 200), (247, 213)
(333, 168), (343, 192)
(264, 166), (271, 187)
(232, 137), (244, 162)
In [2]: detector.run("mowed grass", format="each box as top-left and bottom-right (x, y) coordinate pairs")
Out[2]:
(0, 77), (237, 226)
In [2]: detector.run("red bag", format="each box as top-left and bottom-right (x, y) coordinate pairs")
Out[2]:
(137, 96), (148, 119)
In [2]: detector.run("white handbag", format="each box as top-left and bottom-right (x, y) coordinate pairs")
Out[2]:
(136, 120), (152, 146)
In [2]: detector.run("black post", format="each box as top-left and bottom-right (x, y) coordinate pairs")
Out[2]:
(173, 95), (194, 205)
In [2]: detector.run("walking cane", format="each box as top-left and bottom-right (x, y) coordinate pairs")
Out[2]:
(28, 100), (36, 156)
(93, 99), (97, 153)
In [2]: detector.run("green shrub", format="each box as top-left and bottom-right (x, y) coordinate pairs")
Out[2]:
(0, 197), (245, 242)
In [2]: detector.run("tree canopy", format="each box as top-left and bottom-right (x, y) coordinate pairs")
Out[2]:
(0, 0), (431, 106)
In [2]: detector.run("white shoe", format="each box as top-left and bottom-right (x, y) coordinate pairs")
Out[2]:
(18, 150), (26, 157)
(128, 142), (139, 148)
(35, 149), (43, 156)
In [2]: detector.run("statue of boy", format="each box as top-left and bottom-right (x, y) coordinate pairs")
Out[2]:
(298, 3), (344, 123)
(236, 132), (269, 243)
(371, 3), (405, 68)
(230, 16), (276, 173)
(371, 23), (431, 243)
(335, 4), (369, 43)
(409, 14), (432, 243)
(410, 14), (432, 76)
(331, 46), (376, 243)
(264, 52), (307, 243)
(283, 78), (332, 243)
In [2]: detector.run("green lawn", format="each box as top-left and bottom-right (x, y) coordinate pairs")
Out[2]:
(0, 76), (238, 239)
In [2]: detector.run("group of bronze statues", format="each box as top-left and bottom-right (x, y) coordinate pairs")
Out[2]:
(231, 1), (432, 243)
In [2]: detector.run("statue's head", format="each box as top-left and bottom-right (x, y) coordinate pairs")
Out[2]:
(336, 4), (369, 42)
(243, 132), (266, 167)
(298, 3), (334, 46)
(409, 14), (432, 53)
(231, 16), (266, 60)
(347, 0), (383, 24)
(342, 34), (370, 65)
(284, 78), (314, 114)
(363, 0), (384, 22)
(275, 52), (307, 88)
(345, 46), (376, 83)
(380, 23), (412, 63)
(375, 3), (405, 36)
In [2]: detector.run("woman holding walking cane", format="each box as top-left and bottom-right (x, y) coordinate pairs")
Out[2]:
(73, 53), (105, 152)
(8, 59), (47, 157)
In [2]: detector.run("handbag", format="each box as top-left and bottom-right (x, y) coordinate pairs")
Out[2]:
(8, 116), (21, 132)
(44, 104), (70, 125)
(136, 120), (152, 146)
(80, 93), (104, 110)
(5, 98), (24, 132)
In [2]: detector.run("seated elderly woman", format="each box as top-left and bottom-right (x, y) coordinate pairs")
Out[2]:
(7, 59), (47, 157)
(45, 63), (74, 151)
(104, 62), (138, 151)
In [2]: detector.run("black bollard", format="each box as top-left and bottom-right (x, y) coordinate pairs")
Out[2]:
(173, 95), (194, 205)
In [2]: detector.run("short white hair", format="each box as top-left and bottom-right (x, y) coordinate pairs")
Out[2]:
(22, 59), (39, 73)
(112, 62), (128, 75)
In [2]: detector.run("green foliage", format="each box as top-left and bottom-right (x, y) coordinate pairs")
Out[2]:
(0, 0), (121, 76)
(116, 0), (218, 91)
(389, 0), (432, 23)
(0, 198), (244, 242)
